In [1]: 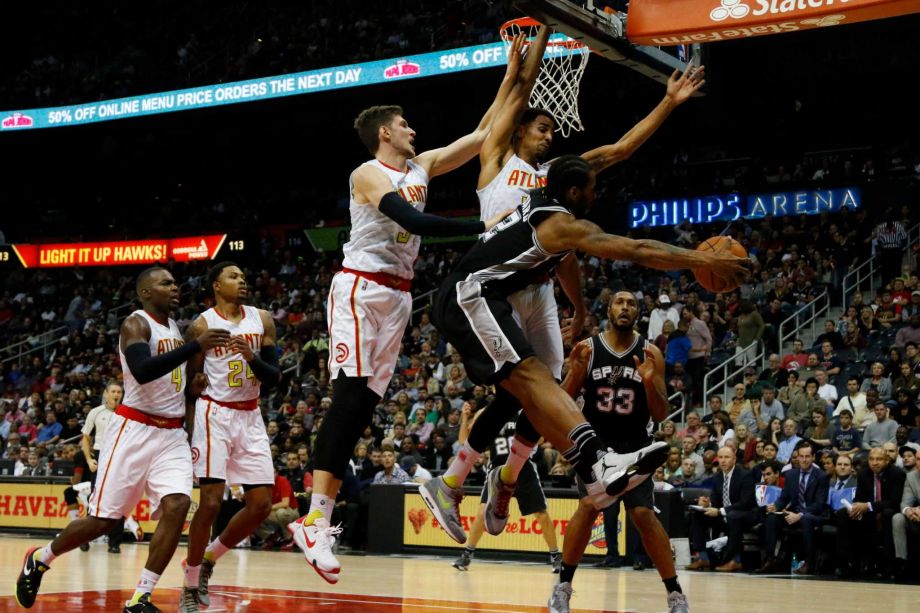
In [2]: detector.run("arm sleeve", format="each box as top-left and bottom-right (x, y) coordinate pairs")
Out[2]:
(378, 191), (485, 237)
(247, 346), (281, 386)
(124, 340), (201, 384)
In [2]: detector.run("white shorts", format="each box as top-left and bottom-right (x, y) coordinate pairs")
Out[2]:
(191, 397), (274, 485)
(327, 270), (412, 397)
(88, 414), (192, 520)
(508, 281), (563, 379)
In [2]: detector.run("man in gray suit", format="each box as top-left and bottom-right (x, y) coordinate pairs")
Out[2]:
(892, 443), (920, 580)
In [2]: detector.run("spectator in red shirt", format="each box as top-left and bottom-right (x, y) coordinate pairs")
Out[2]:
(782, 338), (809, 371)
(256, 466), (300, 548)
(17, 414), (38, 443)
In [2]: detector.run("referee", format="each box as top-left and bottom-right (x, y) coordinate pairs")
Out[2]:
(876, 213), (908, 282)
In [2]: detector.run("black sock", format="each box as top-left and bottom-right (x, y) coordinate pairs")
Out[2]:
(663, 576), (681, 594)
(464, 546), (475, 556)
(560, 562), (578, 584)
(563, 423), (602, 483)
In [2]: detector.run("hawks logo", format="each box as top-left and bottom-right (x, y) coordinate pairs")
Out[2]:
(190, 447), (200, 463)
(335, 343), (349, 364)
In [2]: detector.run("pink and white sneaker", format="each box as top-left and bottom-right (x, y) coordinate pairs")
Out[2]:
(289, 516), (343, 584)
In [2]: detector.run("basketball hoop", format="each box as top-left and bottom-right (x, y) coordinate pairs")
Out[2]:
(499, 17), (589, 138)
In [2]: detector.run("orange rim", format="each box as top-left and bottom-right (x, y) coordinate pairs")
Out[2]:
(499, 17), (587, 50)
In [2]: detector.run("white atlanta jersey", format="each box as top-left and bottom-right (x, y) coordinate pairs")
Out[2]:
(343, 158), (429, 280)
(477, 154), (551, 222)
(199, 305), (264, 403)
(118, 310), (186, 418)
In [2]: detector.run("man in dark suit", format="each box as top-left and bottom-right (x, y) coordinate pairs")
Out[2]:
(685, 447), (756, 572)
(756, 442), (829, 575)
(835, 447), (907, 578)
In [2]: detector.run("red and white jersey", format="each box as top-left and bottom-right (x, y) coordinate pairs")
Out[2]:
(200, 305), (264, 403)
(477, 154), (551, 222)
(119, 310), (186, 418)
(343, 158), (429, 280)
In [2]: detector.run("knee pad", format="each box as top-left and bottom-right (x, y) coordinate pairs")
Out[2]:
(467, 387), (522, 453)
(314, 373), (380, 479)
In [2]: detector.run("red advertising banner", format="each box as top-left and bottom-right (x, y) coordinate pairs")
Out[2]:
(626, 0), (920, 45)
(11, 234), (227, 268)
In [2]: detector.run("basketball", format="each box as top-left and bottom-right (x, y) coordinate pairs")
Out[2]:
(692, 236), (748, 293)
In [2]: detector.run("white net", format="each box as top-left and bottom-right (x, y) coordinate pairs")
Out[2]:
(501, 21), (589, 138)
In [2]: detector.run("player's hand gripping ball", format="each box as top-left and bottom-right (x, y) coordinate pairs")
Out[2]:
(692, 236), (749, 293)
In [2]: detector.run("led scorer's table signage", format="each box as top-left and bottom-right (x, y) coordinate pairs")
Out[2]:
(9, 235), (228, 268)
(628, 187), (861, 229)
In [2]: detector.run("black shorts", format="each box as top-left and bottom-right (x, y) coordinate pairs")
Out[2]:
(480, 460), (547, 516)
(576, 474), (654, 511)
(432, 274), (536, 385)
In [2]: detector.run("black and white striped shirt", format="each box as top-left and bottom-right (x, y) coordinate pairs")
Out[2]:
(876, 221), (907, 250)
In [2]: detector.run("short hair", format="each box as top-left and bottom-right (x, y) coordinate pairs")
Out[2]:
(207, 261), (239, 291)
(517, 107), (555, 128)
(760, 459), (782, 474)
(354, 105), (403, 154)
(136, 266), (166, 293)
(545, 155), (593, 202)
(804, 377), (819, 388)
(787, 370), (800, 380)
(763, 441), (778, 451)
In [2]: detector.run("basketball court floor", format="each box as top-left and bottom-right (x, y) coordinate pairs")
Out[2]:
(0, 537), (915, 612)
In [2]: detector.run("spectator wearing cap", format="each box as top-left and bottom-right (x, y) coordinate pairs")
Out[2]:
(835, 447), (906, 579)
(400, 455), (432, 483)
(900, 290), (920, 321)
(892, 442), (920, 580)
(894, 314), (920, 349)
(648, 294), (679, 341)
(863, 402), (898, 450)
(373, 448), (412, 484)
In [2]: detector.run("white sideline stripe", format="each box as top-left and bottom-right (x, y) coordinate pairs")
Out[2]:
(206, 588), (527, 612)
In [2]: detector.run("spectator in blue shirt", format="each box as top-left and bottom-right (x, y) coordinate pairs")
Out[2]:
(777, 419), (803, 463)
(666, 320), (692, 374)
(36, 412), (62, 446)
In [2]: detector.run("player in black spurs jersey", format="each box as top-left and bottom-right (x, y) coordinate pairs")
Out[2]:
(548, 291), (688, 613)
(426, 156), (749, 542)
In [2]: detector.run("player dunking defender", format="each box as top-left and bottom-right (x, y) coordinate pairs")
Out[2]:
(548, 291), (689, 613)
(287, 37), (527, 583)
(428, 157), (748, 531)
(15, 267), (229, 612)
(180, 262), (281, 611)
(423, 39), (706, 542)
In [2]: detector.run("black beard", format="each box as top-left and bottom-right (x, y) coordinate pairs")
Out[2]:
(612, 320), (634, 332)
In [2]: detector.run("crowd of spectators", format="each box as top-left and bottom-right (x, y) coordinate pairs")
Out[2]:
(0, 0), (505, 109)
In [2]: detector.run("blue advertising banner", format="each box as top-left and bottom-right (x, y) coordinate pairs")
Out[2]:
(628, 187), (861, 229)
(0, 37), (578, 132)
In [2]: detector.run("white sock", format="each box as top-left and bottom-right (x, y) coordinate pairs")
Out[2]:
(306, 494), (333, 524)
(442, 442), (482, 488)
(37, 543), (56, 565)
(500, 438), (534, 484)
(184, 562), (201, 588)
(203, 537), (230, 563)
(132, 568), (160, 600)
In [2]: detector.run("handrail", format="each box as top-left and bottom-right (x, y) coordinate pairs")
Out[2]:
(701, 287), (829, 416)
(777, 287), (831, 355)
(411, 288), (438, 316)
(0, 325), (68, 363)
(664, 390), (689, 425)
(842, 222), (920, 307)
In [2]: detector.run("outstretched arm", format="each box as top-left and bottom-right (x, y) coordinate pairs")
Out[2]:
(352, 164), (508, 235)
(580, 65), (705, 173)
(479, 27), (551, 187)
(416, 29), (548, 179)
(537, 212), (750, 287)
